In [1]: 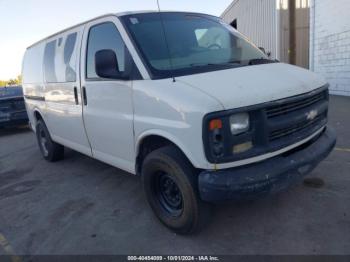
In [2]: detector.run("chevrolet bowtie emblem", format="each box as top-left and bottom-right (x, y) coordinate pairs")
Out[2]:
(306, 110), (318, 121)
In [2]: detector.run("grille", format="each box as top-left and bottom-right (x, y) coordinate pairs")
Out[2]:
(269, 113), (326, 141)
(266, 88), (328, 142)
(266, 91), (326, 118)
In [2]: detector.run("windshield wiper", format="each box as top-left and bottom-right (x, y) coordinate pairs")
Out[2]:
(248, 58), (277, 65)
(190, 63), (218, 67)
(190, 61), (242, 68)
(227, 60), (242, 65)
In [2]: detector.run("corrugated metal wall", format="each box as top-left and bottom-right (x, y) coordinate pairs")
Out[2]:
(221, 0), (278, 59)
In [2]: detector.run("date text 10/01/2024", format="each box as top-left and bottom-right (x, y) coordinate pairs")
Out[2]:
(127, 256), (220, 261)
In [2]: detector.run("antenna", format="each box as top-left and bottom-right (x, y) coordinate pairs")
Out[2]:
(156, 0), (176, 82)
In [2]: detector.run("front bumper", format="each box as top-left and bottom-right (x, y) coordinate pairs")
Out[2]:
(198, 127), (336, 202)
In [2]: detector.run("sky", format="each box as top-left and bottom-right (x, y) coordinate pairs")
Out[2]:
(0, 0), (233, 80)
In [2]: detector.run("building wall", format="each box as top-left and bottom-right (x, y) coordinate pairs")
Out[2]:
(310, 0), (350, 96)
(221, 0), (278, 59)
(222, 0), (350, 96)
(221, 0), (310, 69)
(278, 0), (310, 69)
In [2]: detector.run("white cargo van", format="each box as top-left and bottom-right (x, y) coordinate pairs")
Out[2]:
(22, 11), (336, 234)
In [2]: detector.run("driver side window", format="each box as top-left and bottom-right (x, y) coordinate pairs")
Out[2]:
(86, 22), (126, 79)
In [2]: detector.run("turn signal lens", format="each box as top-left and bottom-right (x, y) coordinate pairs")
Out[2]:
(209, 119), (222, 130)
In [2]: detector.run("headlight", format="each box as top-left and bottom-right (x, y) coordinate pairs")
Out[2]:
(229, 113), (250, 135)
(204, 112), (252, 163)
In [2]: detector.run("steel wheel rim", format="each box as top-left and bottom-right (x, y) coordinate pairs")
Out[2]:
(39, 128), (49, 157)
(155, 172), (184, 217)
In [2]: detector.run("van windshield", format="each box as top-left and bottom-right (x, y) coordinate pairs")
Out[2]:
(121, 12), (275, 79)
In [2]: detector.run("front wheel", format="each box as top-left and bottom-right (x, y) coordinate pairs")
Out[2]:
(36, 119), (64, 162)
(142, 146), (211, 234)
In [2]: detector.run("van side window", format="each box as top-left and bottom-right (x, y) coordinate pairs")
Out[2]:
(64, 33), (78, 82)
(86, 22), (126, 79)
(43, 32), (78, 83)
(44, 40), (57, 83)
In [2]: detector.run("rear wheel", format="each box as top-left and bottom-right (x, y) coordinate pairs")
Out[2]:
(142, 146), (211, 234)
(36, 120), (64, 162)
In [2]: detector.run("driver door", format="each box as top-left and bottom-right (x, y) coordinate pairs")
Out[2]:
(80, 17), (135, 173)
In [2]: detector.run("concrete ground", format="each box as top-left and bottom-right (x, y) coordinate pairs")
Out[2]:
(0, 96), (349, 255)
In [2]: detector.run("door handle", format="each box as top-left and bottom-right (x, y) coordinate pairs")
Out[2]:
(82, 86), (87, 106)
(73, 86), (79, 105)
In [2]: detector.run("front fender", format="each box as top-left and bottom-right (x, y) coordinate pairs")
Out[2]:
(136, 129), (202, 169)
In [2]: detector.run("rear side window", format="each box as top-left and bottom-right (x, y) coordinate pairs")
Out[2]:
(22, 42), (45, 84)
(86, 22), (126, 79)
(43, 40), (57, 82)
(43, 32), (78, 83)
(64, 33), (78, 82)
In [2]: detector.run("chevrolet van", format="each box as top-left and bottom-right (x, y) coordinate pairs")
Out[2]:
(22, 11), (336, 234)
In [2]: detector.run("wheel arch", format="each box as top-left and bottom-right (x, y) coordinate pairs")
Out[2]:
(135, 130), (200, 175)
(31, 108), (46, 132)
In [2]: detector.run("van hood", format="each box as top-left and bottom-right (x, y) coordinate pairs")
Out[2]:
(177, 63), (327, 110)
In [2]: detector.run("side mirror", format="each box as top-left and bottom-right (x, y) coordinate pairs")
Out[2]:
(259, 47), (266, 54)
(95, 49), (128, 80)
(259, 47), (272, 58)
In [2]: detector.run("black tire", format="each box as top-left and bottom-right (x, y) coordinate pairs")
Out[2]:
(142, 146), (211, 234)
(36, 119), (64, 162)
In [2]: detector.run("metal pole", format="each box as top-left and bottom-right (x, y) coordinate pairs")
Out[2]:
(311, 0), (316, 71)
(289, 0), (296, 65)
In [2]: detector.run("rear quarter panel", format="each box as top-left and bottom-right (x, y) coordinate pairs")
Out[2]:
(22, 42), (46, 130)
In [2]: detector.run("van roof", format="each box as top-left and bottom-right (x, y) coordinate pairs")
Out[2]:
(26, 11), (217, 50)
